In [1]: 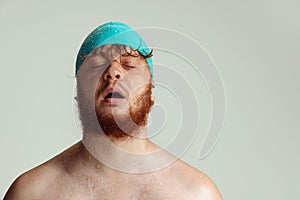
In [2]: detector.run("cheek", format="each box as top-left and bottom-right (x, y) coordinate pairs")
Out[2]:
(77, 71), (103, 104)
(126, 78), (146, 100)
(129, 67), (151, 86)
(124, 72), (150, 102)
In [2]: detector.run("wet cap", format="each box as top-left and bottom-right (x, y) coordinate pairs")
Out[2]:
(75, 22), (153, 76)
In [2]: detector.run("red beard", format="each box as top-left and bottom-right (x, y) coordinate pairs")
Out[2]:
(76, 83), (153, 140)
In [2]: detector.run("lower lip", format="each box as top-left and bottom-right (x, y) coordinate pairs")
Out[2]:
(103, 98), (125, 104)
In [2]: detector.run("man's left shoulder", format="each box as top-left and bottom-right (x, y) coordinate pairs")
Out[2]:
(171, 160), (223, 200)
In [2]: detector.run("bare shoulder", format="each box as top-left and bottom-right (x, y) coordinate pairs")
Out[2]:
(4, 166), (52, 199)
(4, 142), (80, 200)
(169, 159), (223, 200)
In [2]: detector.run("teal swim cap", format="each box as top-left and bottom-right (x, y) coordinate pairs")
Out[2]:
(75, 22), (153, 76)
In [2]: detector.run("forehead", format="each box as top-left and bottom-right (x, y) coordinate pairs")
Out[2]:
(90, 44), (141, 60)
(77, 44), (151, 82)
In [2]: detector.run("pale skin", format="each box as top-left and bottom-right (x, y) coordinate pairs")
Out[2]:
(4, 45), (222, 200)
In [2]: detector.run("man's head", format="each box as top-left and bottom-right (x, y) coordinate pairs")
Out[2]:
(75, 22), (154, 140)
(75, 21), (153, 76)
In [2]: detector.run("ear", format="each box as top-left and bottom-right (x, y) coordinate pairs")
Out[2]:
(150, 95), (155, 106)
(151, 95), (154, 101)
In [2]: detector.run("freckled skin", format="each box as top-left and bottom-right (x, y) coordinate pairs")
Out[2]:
(4, 45), (222, 200)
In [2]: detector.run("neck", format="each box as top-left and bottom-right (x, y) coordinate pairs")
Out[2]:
(83, 127), (151, 152)
(77, 129), (169, 173)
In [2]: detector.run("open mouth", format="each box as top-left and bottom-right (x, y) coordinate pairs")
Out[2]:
(101, 87), (127, 104)
(104, 92), (125, 99)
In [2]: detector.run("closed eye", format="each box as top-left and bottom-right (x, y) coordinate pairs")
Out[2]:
(90, 63), (108, 69)
(122, 63), (136, 69)
(94, 64), (107, 68)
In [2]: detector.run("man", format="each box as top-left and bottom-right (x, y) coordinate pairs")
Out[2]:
(4, 22), (222, 199)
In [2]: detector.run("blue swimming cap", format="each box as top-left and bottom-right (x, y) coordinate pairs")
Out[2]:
(75, 22), (153, 76)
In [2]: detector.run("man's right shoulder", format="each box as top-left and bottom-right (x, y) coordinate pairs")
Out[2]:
(4, 153), (69, 199)
(4, 160), (62, 200)
(4, 169), (44, 200)
(4, 142), (81, 199)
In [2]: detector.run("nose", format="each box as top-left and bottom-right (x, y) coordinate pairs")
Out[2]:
(103, 60), (122, 81)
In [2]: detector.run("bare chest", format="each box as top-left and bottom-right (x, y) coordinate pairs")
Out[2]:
(45, 174), (195, 200)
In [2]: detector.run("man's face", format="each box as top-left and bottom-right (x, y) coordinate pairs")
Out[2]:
(76, 44), (153, 139)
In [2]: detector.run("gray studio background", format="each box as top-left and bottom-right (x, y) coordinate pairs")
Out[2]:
(1, 0), (299, 199)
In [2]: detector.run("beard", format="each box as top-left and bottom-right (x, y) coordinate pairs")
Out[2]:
(76, 82), (153, 140)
